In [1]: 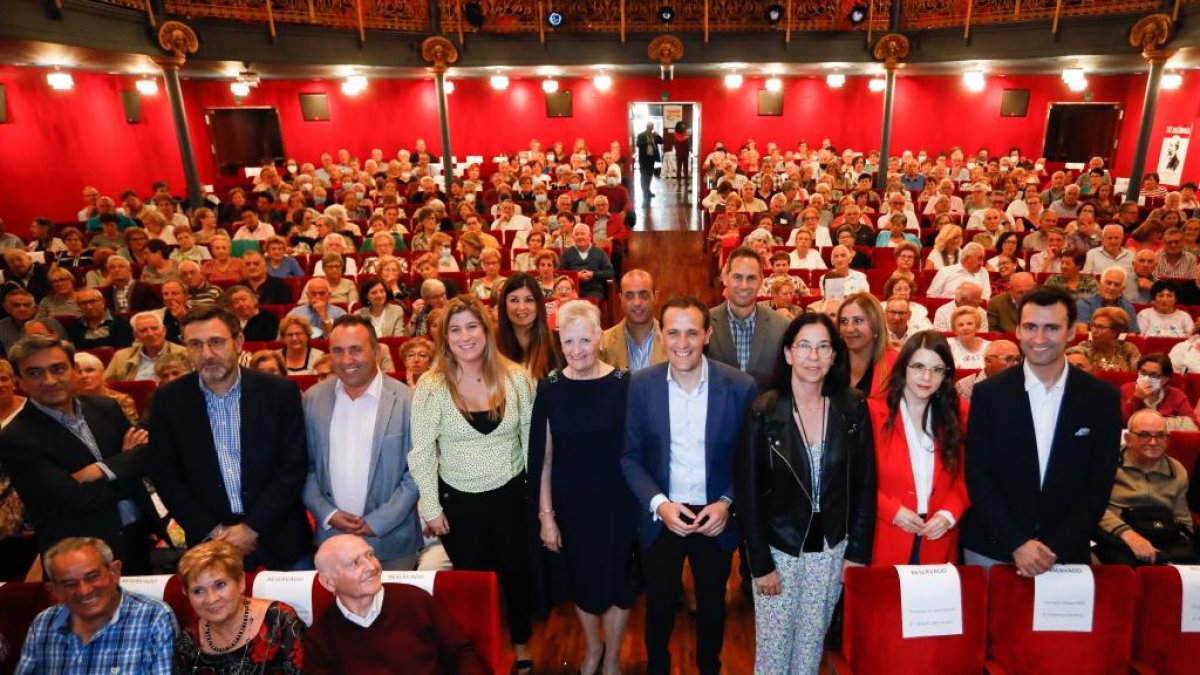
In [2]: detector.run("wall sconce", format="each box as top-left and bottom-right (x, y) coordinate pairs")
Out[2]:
(868, 77), (886, 92)
(724, 73), (744, 89)
(490, 75), (510, 90)
(47, 70), (74, 90)
(826, 73), (845, 88)
(765, 77), (783, 92)
(135, 77), (158, 95)
(594, 74), (613, 91)
(342, 75), (368, 95)
(963, 70), (986, 92)
(542, 79), (559, 93)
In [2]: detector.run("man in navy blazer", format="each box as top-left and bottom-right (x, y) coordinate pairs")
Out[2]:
(302, 316), (422, 569)
(621, 296), (757, 675)
(962, 286), (1121, 575)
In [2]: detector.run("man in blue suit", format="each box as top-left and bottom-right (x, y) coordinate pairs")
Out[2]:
(621, 296), (758, 675)
(302, 315), (422, 569)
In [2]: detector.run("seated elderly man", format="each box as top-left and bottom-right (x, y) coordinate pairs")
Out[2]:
(227, 284), (281, 342)
(1, 249), (50, 301)
(241, 249), (294, 305)
(932, 281), (990, 331)
(560, 224), (615, 300)
(1094, 410), (1197, 565)
(14, 537), (177, 673)
(103, 311), (188, 382)
(407, 278), (448, 338)
(1028, 228), (1067, 275)
(986, 271), (1037, 333)
(0, 289), (64, 350)
(287, 277), (346, 339)
(304, 534), (488, 674)
(956, 339), (1021, 399)
(926, 241), (992, 299)
(1125, 248), (1159, 304)
(1049, 183), (1083, 219)
(100, 255), (162, 314)
(67, 288), (134, 350)
(179, 260), (222, 308)
(1077, 266), (1140, 334)
(1083, 224), (1136, 274)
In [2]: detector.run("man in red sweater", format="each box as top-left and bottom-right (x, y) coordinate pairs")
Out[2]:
(304, 534), (489, 674)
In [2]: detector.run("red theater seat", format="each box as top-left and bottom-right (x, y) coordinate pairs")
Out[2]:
(1132, 566), (1200, 675)
(986, 565), (1134, 675)
(106, 379), (158, 416)
(830, 565), (987, 675)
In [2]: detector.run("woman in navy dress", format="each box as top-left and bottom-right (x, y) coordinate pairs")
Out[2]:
(529, 300), (638, 675)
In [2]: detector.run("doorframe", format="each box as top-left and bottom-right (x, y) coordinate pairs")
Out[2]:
(1041, 101), (1123, 167)
(628, 100), (702, 198)
(203, 105), (285, 179)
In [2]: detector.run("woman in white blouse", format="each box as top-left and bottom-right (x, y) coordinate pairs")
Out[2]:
(409, 296), (537, 673)
(788, 228), (827, 270)
(818, 245), (870, 300)
(924, 223), (963, 271)
(947, 306), (990, 370)
(1137, 281), (1195, 337)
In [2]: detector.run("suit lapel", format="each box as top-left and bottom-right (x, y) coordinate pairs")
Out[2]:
(368, 380), (397, 487)
(651, 372), (672, 482)
(704, 368), (725, 500)
(709, 306), (733, 362)
(1012, 368), (1046, 490)
(22, 404), (100, 466)
(1043, 369), (1083, 493)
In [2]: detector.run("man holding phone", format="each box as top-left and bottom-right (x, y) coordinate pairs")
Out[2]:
(621, 296), (757, 675)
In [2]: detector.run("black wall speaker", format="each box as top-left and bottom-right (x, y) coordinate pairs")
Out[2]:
(1001, 89), (1030, 118)
(299, 93), (330, 121)
(120, 90), (141, 124)
(0, 84), (7, 123)
(758, 90), (783, 116)
(545, 91), (572, 118)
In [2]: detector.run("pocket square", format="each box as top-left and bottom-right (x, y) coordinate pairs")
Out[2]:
(1075, 427), (1091, 437)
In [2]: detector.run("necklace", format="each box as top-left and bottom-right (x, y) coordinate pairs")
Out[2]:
(203, 599), (251, 654)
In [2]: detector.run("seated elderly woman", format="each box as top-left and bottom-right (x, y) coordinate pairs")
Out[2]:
(1076, 306), (1142, 372)
(1045, 249), (1098, 300)
(36, 267), (82, 319)
(303, 254), (357, 306)
(248, 349), (286, 376)
(277, 315), (326, 375)
(314, 234), (360, 276)
(947, 305), (990, 369)
(173, 540), (307, 672)
(470, 248), (507, 302)
(400, 337), (434, 388)
(1120, 353), (1200, 430)
(313, 353), (335, 381)
(355, 275), (407, 338)
(202, 234), (247, 284)
(765, 277), (803, 318)
(360, 232), (405, 276)
(1137, 280), (1195, 337)
(1094, 409), (1197, 565)
(818, 245), (871, 301)
(73, 352), (138, 424)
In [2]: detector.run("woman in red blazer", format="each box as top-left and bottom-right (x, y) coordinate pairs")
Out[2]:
(868, 330), (970, 565)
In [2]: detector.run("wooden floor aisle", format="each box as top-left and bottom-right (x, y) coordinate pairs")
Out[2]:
(522, 177), (760, 674)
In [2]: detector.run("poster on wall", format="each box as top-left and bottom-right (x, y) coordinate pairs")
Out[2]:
(663, 105), (684, 132)
(1157, 125), (1191, 186)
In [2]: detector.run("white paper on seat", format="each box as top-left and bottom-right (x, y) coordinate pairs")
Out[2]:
(895, 564), (964, 638)
(381, 570), (438, 595)
(1174, 564), (1200, 632)
(1033, 564), (1094, 632)
(253, 571), (318, 625)
(120, 575), (172, 600)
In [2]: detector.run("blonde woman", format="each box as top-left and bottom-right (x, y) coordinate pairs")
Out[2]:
(470, 247), (507, 301)
(924, 224), (964, 271)
(410, 296), (537, 674)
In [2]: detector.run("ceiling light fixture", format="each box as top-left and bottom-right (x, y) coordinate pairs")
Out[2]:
(826, 73), (846, 88)
(135, 76), (158, 95)
(547, 10), (564, 28)
(657, 5), (675, 23)
(342, 74), (368, 95)
(230, 81), (251, 97)
(765, 3), (784, 24)
(47, 69), (74, 91)
(963, 70), (986, 92)
(231, 64), (260, 97)
(848, 4), (868, 26)
(868, 76), (886, 92)
(443, 79), (455, 94)
(490, 75), (510, 90)
(542, 79), (559, 93)
(724, 73), (744, 89)
(594, 74), (613, 91)
(765, 77), (783, 92)
(1162, 71), (1183, 90)
(1062, 67), (1088, 92)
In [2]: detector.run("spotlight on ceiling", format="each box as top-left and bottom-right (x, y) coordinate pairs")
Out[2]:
(765, 77), (783, 92)
(765, 4), (784, 24)
(594, 74), (613, 91)
(826, 73), (846, 88)
(135, 77), (158, 95)
(868, 76), (886, 92)
(464, 1), (485, 28)
(47, 70), (74, 91)
(724, 73), (744, 89)
(657, 5), (675, 23)
(1162, 71), (1183, 90)
(490, 75), (510, 90)
(547, 10), (564, 28)
(342, 75), (368, 95)
(542, 79), (559, 93)
(848, 4), (868, 26)
(443, 79), (455, 94)
(1062, 67), (1087, 92)
(230, 81), (251, 97)
(963, 70), (986, 92)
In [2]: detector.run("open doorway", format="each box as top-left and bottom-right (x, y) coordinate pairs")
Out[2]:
(629, 102), (701, 208)
(1042, 103), (1121, 165)
(205, 107), (285, 177)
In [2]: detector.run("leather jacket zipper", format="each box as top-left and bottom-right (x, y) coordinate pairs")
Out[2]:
(770, 437), (814, 554)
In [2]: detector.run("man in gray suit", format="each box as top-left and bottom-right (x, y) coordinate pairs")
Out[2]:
(707, 246), (790, 392)
(302, 315), (422, 569)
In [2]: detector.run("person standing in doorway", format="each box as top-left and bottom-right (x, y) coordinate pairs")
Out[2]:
(636, 122), (664, 206)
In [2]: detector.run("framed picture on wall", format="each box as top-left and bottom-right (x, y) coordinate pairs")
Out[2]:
(758, 90), (783, 116)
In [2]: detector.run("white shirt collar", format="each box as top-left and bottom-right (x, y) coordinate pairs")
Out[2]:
(334, 370), (384, 402)
(1022, 359), (1069, 393)
(335, 588), (385, 628)
(667, 357), (709, 391)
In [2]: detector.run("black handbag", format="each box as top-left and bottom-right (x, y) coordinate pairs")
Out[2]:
(1121, 505), (1186, 547)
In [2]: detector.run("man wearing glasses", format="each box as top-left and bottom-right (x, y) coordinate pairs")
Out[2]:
(147, 305), (313, 569)
(1093, 409), (1197, 564)
(955, 339), (1020, 400)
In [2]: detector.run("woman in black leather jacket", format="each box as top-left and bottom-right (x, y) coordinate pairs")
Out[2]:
(737, 312), (876, 674)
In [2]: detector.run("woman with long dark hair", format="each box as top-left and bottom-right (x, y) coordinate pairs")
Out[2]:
(738, 312), (875, 674)
(496, 273), (563, 380)
(868, 331), (970, 565)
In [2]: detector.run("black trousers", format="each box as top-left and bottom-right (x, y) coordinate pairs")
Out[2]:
(642, 526), (733, 675)
(639, 163), (656, 200)
(439, 474), (532, 643)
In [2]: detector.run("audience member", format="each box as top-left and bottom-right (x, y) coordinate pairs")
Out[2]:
(288, 277), (347, 339)
(103, 311), (188, 382)
(926, 242), (992, 299)
(1076, 267), (1139, 333)
(1076, 306), (1142, 372)
(1120, 353), (1200, 430)
(1044, 249), (1097, 300)
(241, 250), (294, 305)
(956, 339), (1020, 399)
(559, 224), (615, 300)
(2, 249), (50, 302)
(1137, 280), (1194, 337)
(355, 276), (407, 337)
(36, 267), (82, 319)
(986, 271), (1035, 333)
(400, 337), (433, 387)
(67, 288), (133, 350)
(179, 260), (223, 308)
(74, 352), (138, 424)
(1, 289), (64, 350)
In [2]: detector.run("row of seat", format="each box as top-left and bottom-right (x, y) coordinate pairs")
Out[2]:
(834, 564), (1191, 675)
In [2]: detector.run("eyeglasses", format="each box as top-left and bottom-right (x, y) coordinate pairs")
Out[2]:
(792, 341), (833, 357)
(1129, 431), (1169, 443)
(907, 363), (948, 377)
(1136, 370), (1163, 380)
(185, 337), (232, 352)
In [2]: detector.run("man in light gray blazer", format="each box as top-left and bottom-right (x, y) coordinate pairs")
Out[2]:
(303, 315), (422, 569)
(706, 246), (790, 392)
